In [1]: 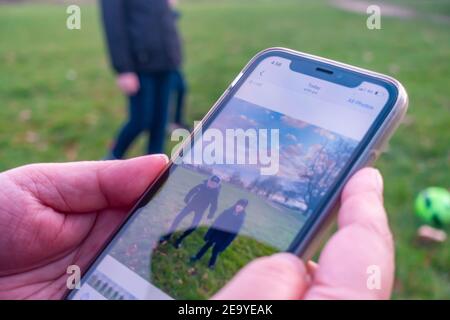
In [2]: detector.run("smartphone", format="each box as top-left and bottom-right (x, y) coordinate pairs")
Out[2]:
(67, 48), (408, 300)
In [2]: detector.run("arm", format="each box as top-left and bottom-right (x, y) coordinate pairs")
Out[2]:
(184, 184), (201, 204)
(99, 0), (134, 73)
(208, 189), (219, 219)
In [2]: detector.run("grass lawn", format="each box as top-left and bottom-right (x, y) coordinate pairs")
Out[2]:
(0, 0), (449, 299)
(109, 166), (303, 299)
(151, 229), (276, 299)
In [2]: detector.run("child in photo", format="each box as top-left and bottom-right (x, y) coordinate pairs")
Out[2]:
(190, 199), (249, 269)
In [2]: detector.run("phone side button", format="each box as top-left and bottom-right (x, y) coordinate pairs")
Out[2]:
(366, 149), (380, 166)
(229, 72), (244, 89)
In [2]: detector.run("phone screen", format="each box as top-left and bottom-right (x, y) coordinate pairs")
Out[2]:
(70, 53), (396, 300)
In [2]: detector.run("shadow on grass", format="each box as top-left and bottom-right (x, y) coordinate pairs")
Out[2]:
(151, 227), (277, 299)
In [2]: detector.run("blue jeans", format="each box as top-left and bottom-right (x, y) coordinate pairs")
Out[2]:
(112, 72), (172, 158)
(170, 70), (187, 125)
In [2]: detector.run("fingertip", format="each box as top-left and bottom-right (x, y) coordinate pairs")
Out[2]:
(213, 253), (308, 300)
(132, 154), (169, 165)
(342, 167), (383, 202)
(269, 253), (312, 287)
(119, 154), (168, 173)
(306, 260), (318, 275)
(125, 154), (169, 184)
(269, 252), (307, 274)
(151, 153), (169, 164)
(337, 168), (392, 247)
(99, 154), (168, 207)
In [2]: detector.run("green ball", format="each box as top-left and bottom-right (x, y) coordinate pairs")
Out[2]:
(415, 187), (450, 226)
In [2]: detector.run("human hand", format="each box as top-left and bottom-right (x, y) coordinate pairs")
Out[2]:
(214, 168), (394, 300)
(168, 0), (178, 8)
(0, 155), (168, 299)
(117, 72), (140, 95)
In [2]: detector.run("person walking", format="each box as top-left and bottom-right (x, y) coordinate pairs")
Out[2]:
(160, 175), (222, 248)
(168, 0), (189, 131)
(169, 69), (189, 131)
(191, 199), (248, 269)
(100, 0), (182, 158)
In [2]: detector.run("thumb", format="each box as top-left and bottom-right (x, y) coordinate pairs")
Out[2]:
(11, 154), (169, 213)
(305, 168), (394, 300)
(212, 253), (309, 300)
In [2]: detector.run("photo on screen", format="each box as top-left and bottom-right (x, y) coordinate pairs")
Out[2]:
(104, 97), (358, 299)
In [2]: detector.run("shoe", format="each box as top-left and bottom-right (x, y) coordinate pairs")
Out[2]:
(208, 264), (215, 270)
(158, 235), (170, 244)
(189, 256), (198, 264)
(173, 239), (182, 249)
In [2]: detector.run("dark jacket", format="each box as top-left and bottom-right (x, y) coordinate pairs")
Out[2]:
(204, 207), (246, 252)
(100, 0), (182, 74)
(184, 180), (220, 218)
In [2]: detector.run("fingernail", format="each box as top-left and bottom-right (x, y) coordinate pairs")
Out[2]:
(155, 154), (169, 163)
(270, 253), (306, 273)
(372, 168), (383, 195)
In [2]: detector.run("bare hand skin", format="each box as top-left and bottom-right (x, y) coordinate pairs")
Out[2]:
(117, 72), (140, 95)
(0, 155), (168, 299)
(0, 159), (394, 300)
(214, 168), (395, 300)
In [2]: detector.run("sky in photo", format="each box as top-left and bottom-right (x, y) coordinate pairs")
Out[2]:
(196, 97), (358, 189)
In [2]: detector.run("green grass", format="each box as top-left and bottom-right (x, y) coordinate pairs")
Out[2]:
(152, 229), (276, 299)
(0, 0), (449, 299)
(109, 166), (302, 299)
(389, 0), (450, 16)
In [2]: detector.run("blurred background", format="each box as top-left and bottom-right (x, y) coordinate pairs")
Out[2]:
(0, 0), (449, 299)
